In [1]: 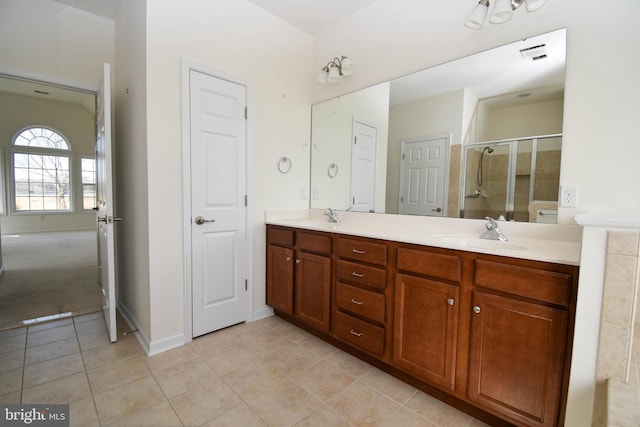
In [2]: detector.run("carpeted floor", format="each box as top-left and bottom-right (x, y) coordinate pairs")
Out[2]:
(0, 230), (103, 329)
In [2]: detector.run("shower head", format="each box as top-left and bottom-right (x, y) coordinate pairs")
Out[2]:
(483, 146), (494, 154)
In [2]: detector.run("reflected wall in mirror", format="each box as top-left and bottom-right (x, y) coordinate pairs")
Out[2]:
(310, 28), (566, 223)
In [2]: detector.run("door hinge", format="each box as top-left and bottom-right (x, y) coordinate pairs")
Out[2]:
(244, 106), (247, 120)
(244, 195), (247, 206)
(400, 196), (404, 203)
(354, 136), (357, 145)
(402, 153), (405, 160)
(245, 279), (248, 291)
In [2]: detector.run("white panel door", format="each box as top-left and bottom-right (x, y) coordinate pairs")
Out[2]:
(350, 119), (377, 212)
(190, 70), (248, 338)
(399, 136), (449, 216)
(96, 63), (118, 343)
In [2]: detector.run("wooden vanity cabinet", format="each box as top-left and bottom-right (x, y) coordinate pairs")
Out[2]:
(266, 226), (332, 333)
(467, 257), (577, 427)
(333, 235), (390, 358)
(392, 245), (462, 391)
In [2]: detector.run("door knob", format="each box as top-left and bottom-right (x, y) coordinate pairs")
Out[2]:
(432, 207), (442, 212)
(194, 216), (215, 225)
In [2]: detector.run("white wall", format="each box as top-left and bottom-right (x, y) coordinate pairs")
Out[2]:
(143, 0), (314, 345)
(114, 0), (152, 347)
(0, 0), (114, 90)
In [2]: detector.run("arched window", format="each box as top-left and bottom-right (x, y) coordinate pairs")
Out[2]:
(12, 127), (72, 211)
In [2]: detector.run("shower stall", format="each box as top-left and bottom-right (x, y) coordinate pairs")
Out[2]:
(461, 134), (562, 222)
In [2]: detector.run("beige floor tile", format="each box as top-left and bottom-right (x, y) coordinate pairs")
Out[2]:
(108, 401), (182, 427)
(143, 342), (200, 374)
(293, 405), (352, 427)
(82, 335), (143, 369)
(327, 381), (401, 426)
(0, 328), (26, 339)
(297, 335), (339, 359)
(0, 349), (24, 373)
(263, 341), (320, 374)
(25, 336), (79, 365)
(222, 357), (288, 400)
(225, 320), (272, 342)
(73, 312), (103, 324)
(361, 367), (417, 404)
(201, 403), (266, 427)
(69, 396), (100, 427)
(190, 328), (242, 356)
(324, 349), (373, 378)
(23, 352), (85, 388)
(379, 406), (437, 427)
(27, 324), (76, 347)
(405, 390), (472, 426)
(22, 372), (91, 404)
(28, 318), (74, 333)
(74, 318), (107, 336)
(274, 321), (312, 342)
(170, 380), (243, 426)
(0, 391), (21, 404)
(243, 329), (292, 354)
(255, 314), (288, 329)
(154, 357), (220, 399)
(77, 329), (110, 352)
(247, 379), (321, 426)
(0, 333), (26, 354)
(87, 355), (150, 394)
(93, 376), (165, 425)
(0, 367), (23, 395)
(201, 342), (260, 376)
(292, 360), (356, 402)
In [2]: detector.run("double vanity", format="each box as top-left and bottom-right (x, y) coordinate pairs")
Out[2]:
(266, 210), (581, 427)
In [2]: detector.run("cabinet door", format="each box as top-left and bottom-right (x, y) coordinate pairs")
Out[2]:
(393, 273), (458, 391)
(468, 291), (568, 427)
(295, 251), (331, 332)
(266, 245), (294, 315)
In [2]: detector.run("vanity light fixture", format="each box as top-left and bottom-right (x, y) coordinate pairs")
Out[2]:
(316, 56), (353, 84)
(465, 0), (550, 30)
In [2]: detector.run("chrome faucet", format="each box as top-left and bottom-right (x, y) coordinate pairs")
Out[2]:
(324, 208), (340, 223)
(480, 216), (508, 241)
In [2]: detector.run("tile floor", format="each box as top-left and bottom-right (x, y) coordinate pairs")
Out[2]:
(0, 312), (490, 426)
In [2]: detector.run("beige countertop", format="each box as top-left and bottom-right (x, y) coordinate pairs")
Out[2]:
(266, 209), (582, 266)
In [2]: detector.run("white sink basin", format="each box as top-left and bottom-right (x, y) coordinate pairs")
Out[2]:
(430, 234), (528, 251)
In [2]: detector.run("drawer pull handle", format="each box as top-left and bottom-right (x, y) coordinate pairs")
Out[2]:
(352, 249), (366, 254)
(351, 272), (365, 278)
(349, 329), (363, 337)
(350, 298), (364, 305)
(447, 298), (455, 306)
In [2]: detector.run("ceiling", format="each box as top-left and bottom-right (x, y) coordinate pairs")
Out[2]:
(247, 0), (380, 35)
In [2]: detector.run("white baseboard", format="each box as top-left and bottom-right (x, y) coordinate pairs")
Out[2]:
(117, 302), (151, 355)
(118, 301), (186, 356)
(252, 306), (274, 321)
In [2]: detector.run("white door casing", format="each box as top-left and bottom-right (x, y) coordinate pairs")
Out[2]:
(350, 118), (377, 212)
(96, 63), (118, 343)
(189, 69), (249, 338)
(399, 134), (450, 216)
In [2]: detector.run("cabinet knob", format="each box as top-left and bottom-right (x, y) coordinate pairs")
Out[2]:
(295, 259), (301, 264)
(447, 298), (455, 306)
(286, 257), (291, 262)
(473, 305), (481, 314)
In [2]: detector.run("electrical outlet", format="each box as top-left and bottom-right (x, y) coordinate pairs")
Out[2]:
(560, 185), (578, 208)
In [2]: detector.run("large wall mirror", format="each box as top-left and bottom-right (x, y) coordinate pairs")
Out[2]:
(310, 28), (566, 223)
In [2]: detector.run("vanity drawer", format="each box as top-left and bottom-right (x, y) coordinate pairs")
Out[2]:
(267, 226), (295, 247)
(336, 237), (387, 266)
(334, 311), (384, 357)
(474, 259), (572, 306)
(397, 246), (462, 283)
(298, 231), (331, 255)
(336, 260), (387, 290)
(336, 282), (385, 323)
